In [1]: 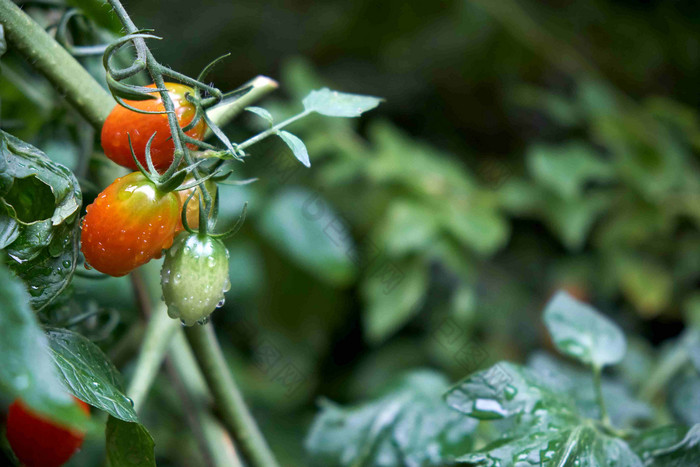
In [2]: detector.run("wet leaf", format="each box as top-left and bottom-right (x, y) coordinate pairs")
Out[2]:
(105, 416), (156, 467)
(0, 131), (81, 310)
(544, 291), (627, 367)
(306, 371), (477, 467)
(643, 424), (700, 467)
(46, 328), (139, 423)
(446, 362), (644, 466)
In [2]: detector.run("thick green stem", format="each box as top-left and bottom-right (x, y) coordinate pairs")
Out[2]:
(167, 331), (243, 467)
(184, 324), (280, 467)
(0, 0), (114, 127)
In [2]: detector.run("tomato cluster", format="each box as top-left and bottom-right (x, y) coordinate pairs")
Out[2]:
(6, 397), (90, 467)
(81, 82), (230, 325)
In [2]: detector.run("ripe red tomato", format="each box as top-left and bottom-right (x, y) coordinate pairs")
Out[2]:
(81, 172), (180, 276)
(6, 396), (90, 467)
(101, 83), (207, 171)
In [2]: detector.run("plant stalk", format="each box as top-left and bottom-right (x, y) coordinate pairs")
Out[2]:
(592, 365), (610, 427)
(5, 2), (278, 463)
(167, 331), (244, 467)
(126, 302), (179, 412)
(184, 323), (280, 467)
(0, 0), (115, 127)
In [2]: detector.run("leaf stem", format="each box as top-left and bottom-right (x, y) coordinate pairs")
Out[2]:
(237, 109), (311, 150)
(184, 323), (280, 467)
(592, 365), (611, 427)
(0, 0), (114, 127)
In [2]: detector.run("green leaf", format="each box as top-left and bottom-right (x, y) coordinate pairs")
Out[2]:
(445, 362), (575, 421)
(630, 425), (688, 459)
(644, 424), (700, 467)
(0, 261), (88, 430)
(527, 142), (614, 199)
(446, 361), (644, 466)
(457, 425), (642, 467)
(362, 258), (428, 344)
(541, 192), (609, 250)
(257, 187), (357, 286)
(543, 291), (626, 367)
(440, 198), (509, 255)
(528, 353), (652, 428)
(46, 328), (139, 422)
(302, 87), (382, 118)
(306, 371), (477, 467)
(8, 222), (80, 312)
(278, 130), (310, 167)
(105, 416), (156, 467)
(668, 372), (700, 426)
(0, 214), (19, 249)
(1, 131), (81, 310)
(613, 254), (673, 317)
(245, 106), (274, 125)
(375, 201), (439, 256)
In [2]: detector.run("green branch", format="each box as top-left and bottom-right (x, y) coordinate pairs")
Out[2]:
(0, 0), (114, 128)
(184, 324), (280, 467)
(126, 302), (179, 412)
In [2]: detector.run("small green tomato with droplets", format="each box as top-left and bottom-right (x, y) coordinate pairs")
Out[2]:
(161, 232), (231, 325)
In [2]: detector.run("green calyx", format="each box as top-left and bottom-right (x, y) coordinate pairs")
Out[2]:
(160, 232), (230, 326)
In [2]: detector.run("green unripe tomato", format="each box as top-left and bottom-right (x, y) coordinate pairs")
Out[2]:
(161, 232), (230, 325)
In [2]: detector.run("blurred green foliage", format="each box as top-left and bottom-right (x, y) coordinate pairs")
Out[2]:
(2, 0), (700, 465)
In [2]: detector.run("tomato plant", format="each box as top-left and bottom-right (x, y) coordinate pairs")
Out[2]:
(6, 397), (90, 467)
(80, 171), (180, 277)
(101, 83), (206, 171)
(2, 0), (699, 466)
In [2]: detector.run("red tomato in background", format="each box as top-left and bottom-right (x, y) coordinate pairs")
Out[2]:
(101, 83), (207, 171)
(81, 172), (180, 276)
(6, 397), (90, 467)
